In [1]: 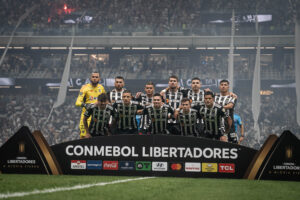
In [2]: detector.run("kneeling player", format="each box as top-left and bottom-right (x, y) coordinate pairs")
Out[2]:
(83, 93), (113, 138)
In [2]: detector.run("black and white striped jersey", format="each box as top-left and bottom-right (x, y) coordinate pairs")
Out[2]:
(135, 93), (153, 107)
(177, 108), (201, 137)
(215, 94), (236, 132)
(108, 88), (126, 102)
(113, 100), (144, 131)
(142, 104), (174, 134)
(184, 89), (205, 106)
(197, 103), (229, 136)
(84, 105), (114, 136)
(163, 87), (185, 110)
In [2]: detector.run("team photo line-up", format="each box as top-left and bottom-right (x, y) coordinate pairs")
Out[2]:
(75, 72), (244, 144)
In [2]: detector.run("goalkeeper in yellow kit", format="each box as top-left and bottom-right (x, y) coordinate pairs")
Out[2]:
(75, 72), (106, 139)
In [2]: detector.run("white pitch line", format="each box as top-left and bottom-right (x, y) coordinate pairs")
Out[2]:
(0, 177), (154, 199)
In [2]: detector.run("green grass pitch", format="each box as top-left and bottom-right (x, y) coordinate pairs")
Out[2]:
(0, 174), (299, 200)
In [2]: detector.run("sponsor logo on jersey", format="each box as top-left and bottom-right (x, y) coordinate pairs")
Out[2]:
(103, 161), (118, 170)
(219, 163), (235, 173)
(152, 162), (168, 171)
(136, 161), (151, 171)
(170, 163), (183, 171)
(185, 162), (201, 172)
(119, 161), (135, 170)
(202, 163), (218, 172)
(87, 160), (102, 170)
(71, 160), (86, 170)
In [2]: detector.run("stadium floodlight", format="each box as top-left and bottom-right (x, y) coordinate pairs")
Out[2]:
(30, 47), (40, 49)
(215, 47), (230, 49)
(236, 47), (255, 49)
(132, 47), (150, 50)
(123, 47), (131, 50)
(112, 47), (122, 50)
(195, 47), (206, 50)
(95, 47), (105, 49)
(71, 47), (87, 49)
(152, 47), (177, 50)
(14, 86), (22, 88)
(284, 47), (295, 49)
(12, 47), (24, 49)
(178, 47), (189, 50)
(0, 46), (5, 49)
(264, 47), (276, 49)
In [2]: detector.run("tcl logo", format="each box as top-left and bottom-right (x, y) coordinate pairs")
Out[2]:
(103, 161), (119, 170)
(219, 163), (235, 173)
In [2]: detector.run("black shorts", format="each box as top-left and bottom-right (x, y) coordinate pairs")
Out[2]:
(115, 129), (138, 135)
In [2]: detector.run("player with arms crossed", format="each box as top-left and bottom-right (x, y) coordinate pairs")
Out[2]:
(75, 72), (106, 139)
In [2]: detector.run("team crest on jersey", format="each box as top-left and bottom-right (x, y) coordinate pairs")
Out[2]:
(99, 89), (102, 93)
(79, 92), (83, 96)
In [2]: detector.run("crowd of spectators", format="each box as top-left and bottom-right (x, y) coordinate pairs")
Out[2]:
(0, 53), (295, 80)
(0, 0), (298, 36)
(1, 89), (299, 149)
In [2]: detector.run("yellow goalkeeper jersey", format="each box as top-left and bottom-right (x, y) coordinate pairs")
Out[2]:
(75, 83), (106, 107)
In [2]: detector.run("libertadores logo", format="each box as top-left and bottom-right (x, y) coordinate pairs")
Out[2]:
(71, 160), (86, 170)
(103, 161), (118, 170)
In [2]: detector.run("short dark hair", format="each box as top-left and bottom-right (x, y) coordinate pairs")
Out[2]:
(191, 77), (201, 82)
(153, 93), (162, 100)
(145, 81), (155, 87)
(115, 76), (124, 81)
(98, 93), (108, 102)
(181, 98), (191, 104)
(123, 90), (131, 95)
(204, 91), (215, 98)
(220, 79), (229, 85)
(169, 75), (178, 81)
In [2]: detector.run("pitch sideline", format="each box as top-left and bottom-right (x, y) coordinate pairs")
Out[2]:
(0, 177), (154, 199)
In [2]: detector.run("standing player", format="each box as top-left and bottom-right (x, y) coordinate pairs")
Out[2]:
(83, 94), (113, 137)
(135, 81), (155, 106)
(160, 75), (184, 110)
(183, 77), (205, 106)
(214, 80), (237, 143)
(198, 91), (232, 142)
(107, 76), (126, 103)
(75, 72), (106, 139)
(160, 75), (184, 135)
(234, 113), (245, 144)
(112, 90), (144, 134)
(142, 93), (174, 134)
(175, 98), (201, 137)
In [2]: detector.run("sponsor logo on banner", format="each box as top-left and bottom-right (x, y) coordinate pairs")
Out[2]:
(202, 163), (218, 172)
(87, 160), (102, 170)
(119, 161), (135, 170)
(136, 161), (151, 171)
(152, 162), (168, 171)
(219, 163), (235, 173)
(71, 160), (86, 170)
(170, 163), (183, 171)
(103, 161), (118, 170)
(185, 162), (201, 172)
